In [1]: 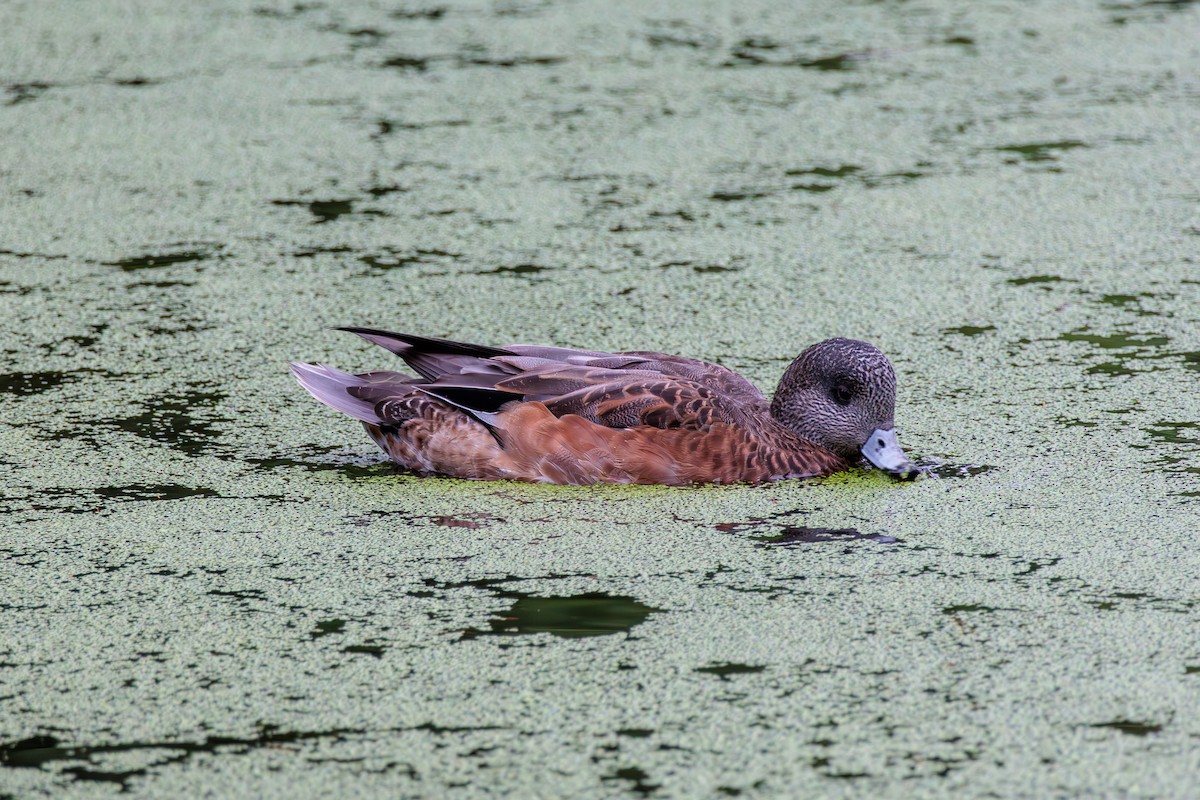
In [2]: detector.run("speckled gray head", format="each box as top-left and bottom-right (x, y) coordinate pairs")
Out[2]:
(770, 338), (918, 479)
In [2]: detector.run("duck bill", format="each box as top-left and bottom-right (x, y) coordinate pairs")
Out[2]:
(861, 427), (919, 480)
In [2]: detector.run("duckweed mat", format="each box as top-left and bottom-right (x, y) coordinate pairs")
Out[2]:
(2, 1), (1199, 797)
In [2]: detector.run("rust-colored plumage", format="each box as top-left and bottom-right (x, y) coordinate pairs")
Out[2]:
(291, 328), (917, 485)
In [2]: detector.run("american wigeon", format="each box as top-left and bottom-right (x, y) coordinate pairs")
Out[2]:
(291, 328), (918, 485)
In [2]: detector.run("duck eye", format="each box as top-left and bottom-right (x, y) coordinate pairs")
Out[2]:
(832, 384), (853, 406)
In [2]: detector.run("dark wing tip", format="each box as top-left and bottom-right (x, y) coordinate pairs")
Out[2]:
(336, 327), (514, 358)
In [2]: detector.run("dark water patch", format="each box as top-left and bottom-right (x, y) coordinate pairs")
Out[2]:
(365, 183), (406, 197)
(1056, 326), (1176, 376)
(22, 487), (106, 515)
(646, 31), (711, 49)
(424, 513), (502, 529)
(790, 181), (835, 193)
(713, 507), (812, 534)
(1178, 352), (1200, 371)
(5, 82), (52, 105)
(112, 77), (159, 87)
(695, 662), (766, 680)
(1060, 329), (1169, 349)
(1056, 416), (1099, 428)
(1088, 719), (1164, 736)
(342, 643), (385, 658)
(995, 140), (1088, 163)
(617, 728), (654, 738)
(723, 39), (873, 70)
(376, 118), (467, 135)
(1095, 292), (1171, 317)
(1015, 557), (1062, 577)
(942, 604), (1015, 615)
(51, 324), (108, 351)
(383, 55), (437, 70)
(0, 279), (37, 295)
(128, 279), (193, 289)
(0, 248), (58, 261)
(942, 325), (996, 336)
(647, 209), (695, 223)
(460, 592), (658, 640)
(340, 27), (385, 46)
(244, 450), (392, 478)
(360, 247), (460, 272)
(756, 527), (896, 547)
(1085, 361), (1143, 377)
(709, 190), (770, 202)
(457, 55), (564, 68)
(785, 163), (928, 192)
(1055, 327), (1178, 377)
(693, 264), (741, 273)
(785, 165), (862, 180)
(1106, 0), (1198, 24)
(208, 588), (269, 602)
(866, 170), (931, 186)
(0, 370), (82, 397)
(94, 484), (220, 501)
(103, 250), (212, 271)
(310, 619), (346, 639)
(253, 3), (323, 19)
(1087, 591), (1191, 612)
(105, 386), (228, 456)
(292, 245), (355, 258)
(1007, 274), (1074, 287)
(0, 722), (476, 781)
(272, 198), (374, 224)
(1142, 421), (1200, 446)
(795, 53), (857, 71)
(391, 7), (446, 20)
(423, 572), (596, 593)
(602, 766), (660, 797)
(922, 462), (998, 479)
(479, 263), (551, 276)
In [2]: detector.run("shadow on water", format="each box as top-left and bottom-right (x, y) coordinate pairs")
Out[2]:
(459, 592), (658, 641)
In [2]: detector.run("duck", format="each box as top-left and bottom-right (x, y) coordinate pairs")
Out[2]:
(290, 328), (919, 485)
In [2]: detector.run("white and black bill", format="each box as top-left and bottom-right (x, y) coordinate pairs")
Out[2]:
(861, 427), (919, 480)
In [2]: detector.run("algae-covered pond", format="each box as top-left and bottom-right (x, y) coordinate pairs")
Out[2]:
(2, 1), (1199, 797)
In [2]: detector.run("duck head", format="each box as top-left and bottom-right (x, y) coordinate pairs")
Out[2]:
(770, 338), (919, 479)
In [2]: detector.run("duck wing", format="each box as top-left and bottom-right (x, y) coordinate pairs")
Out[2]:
(334, 328), (769, 432)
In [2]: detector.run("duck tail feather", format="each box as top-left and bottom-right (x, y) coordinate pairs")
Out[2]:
(289, 362), (381, 424)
